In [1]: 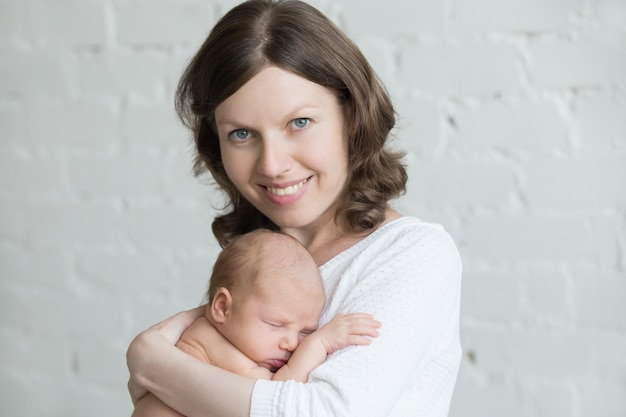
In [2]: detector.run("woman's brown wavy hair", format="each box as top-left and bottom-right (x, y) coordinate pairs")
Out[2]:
(176, 0), (407, 247)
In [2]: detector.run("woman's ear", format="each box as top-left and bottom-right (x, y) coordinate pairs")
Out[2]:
(210, 287), (233, 324)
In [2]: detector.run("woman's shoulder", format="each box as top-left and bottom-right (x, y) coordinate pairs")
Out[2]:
(325, 215), (460, 269)
(372, 216), (457, 249)
(362, 216), (461, 275)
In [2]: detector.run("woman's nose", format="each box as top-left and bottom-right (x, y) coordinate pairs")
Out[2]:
(257, 136), (292, 177)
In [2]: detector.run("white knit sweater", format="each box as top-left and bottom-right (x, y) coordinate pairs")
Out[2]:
(250, 217), (462, 417)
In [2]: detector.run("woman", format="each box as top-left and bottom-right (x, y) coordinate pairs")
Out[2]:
(126, 1), (462, 416)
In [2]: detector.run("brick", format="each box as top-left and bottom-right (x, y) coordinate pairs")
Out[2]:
(341, 0), (444, 38)
(160, 149), (210, 202)
(451, 100), (567, 151)
(0, 197), (23, 240)
(122, 101), (187, 147)
(578, 93), (626, 147)
(18, 201), (123, 245)
(0, 45), (72, 97)
(61, 387), (134, 417)
(449, 376), (527, 417)
(596, 0), (626, 33)
(578, 383), (626, 417)
(125, 204), (213, 248)
(124, 295), (191, 339)
(587, 332), (626, 383)
(160, 48), (203, 95)
(571, 269), (626, 330)
(463, 214), (620, 263)
(357, 40), (399, 90)
(0, 373), (32, 416)
(73, 339), (128, 386)
(461, 269), (524, 323)
(0, 153), (62, 196)
(530, 42), (626, 88)
(173, 248), (219, 304)
(400, 44), (519, 95)
(460, 267), (574, 324)
(76, 50), (166, 98)
(0, 328), (66, 375)
(71, 293), (127, 340)
(4, 286), (125, 340)
(76, 246), (176, 296)
(0, 284), (36, 330)
(25, 0), (106, 45)
(394, 96), (441, 157)
(524, 268), (572, 322)
(26, 99), (119, 148)
(0, 0), (23, 40)
(68, 153), (164, 198)
(1, 373), (131, 417)
(115, 1), (213, 45)
(454, 0), (584, 33)
(463, 326), (593, 378)
(408, 160), (517, 205)
(0, 245), (68, 290)
(0, 103), (23, 149)
(525, 383), (576, 417)
(524, 156), (626, 207)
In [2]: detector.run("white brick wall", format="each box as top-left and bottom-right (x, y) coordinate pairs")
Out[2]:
(1, 0), (624, 416)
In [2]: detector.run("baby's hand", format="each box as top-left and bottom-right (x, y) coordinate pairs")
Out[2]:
(312, 313), (381, 355)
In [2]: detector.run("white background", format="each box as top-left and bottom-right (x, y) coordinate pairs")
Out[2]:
(1, 0), (625, 416)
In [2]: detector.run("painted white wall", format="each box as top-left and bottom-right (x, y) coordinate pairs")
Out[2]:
(1, 0), (625, 415)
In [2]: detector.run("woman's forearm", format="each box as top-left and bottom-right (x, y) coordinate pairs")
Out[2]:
(127, 311), (256, 417)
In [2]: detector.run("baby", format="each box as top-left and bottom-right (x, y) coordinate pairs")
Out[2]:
(132, 229), (380, 416)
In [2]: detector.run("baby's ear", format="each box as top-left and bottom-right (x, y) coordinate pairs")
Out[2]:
(210, 287), (233, 324)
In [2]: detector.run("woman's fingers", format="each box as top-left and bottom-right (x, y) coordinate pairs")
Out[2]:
(152, 305), (206, 344)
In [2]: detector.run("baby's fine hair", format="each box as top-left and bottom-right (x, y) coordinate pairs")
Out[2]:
(176, 0), (407, 247)
(206, 229), (318, 303)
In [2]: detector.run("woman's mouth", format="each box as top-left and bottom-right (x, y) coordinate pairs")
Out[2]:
(265, 178), (309, 196)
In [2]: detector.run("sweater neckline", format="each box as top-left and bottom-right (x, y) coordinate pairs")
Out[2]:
(319, 216), (414, 271)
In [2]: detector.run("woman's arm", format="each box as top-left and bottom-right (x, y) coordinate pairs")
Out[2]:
(132, 392), (185, 417)
(127, 307), (256, 417)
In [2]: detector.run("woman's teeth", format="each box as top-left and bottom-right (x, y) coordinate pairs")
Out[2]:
(267, 179), (307, 196)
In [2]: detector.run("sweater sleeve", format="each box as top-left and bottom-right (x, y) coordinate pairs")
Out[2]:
(250, 221), (462, 417)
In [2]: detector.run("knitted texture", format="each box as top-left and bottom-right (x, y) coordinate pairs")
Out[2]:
(250, 217), (462, 417)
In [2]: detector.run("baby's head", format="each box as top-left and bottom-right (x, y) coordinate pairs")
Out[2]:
(206, 229), (325, 369)
(207, 229), (323, 306)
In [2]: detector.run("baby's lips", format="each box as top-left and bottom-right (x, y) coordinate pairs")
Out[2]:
(268, 358), (287, 370)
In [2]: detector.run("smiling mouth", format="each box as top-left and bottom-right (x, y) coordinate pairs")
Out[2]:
(265, 178), (309, 196)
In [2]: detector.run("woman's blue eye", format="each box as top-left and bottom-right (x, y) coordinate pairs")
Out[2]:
(291, 118), (310, 129)
(230, 129), (251, 140)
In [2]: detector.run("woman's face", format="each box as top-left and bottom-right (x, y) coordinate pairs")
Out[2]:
(215, 66), (349, 234)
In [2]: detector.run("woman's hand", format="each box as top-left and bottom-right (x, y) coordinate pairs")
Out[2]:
(126, 306), (205, 405)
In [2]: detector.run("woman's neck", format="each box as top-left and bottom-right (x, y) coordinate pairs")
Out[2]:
(283, 208), (402, 266)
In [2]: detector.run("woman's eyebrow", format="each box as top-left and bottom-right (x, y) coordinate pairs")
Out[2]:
(216, 104), (322, 127)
